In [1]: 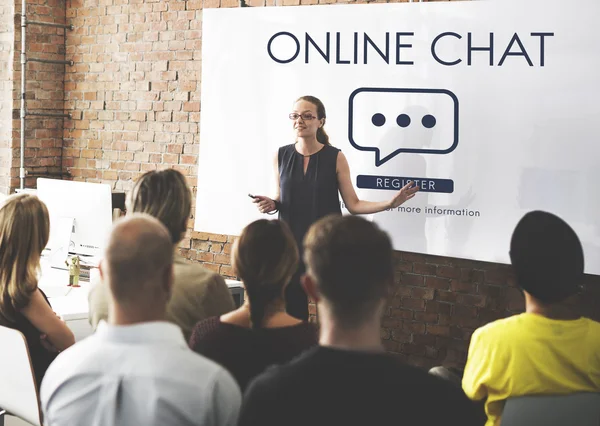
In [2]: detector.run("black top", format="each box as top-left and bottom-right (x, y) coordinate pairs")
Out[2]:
(278, 143), (342, 249)
(188, 316), (318, 391)
(239, 346), (482, 426)
(0, 289), (57, 387)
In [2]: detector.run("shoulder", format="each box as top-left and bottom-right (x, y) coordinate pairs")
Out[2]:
(584, 318), (600, 342)
(279, 143), (295, 152)
(277, 144), (296, 161)
(182, 349), (241, 394)
(174, 258), (226, 288)
(189, 316), (223, 346)
(471, 313), (524, 343)
(249, 345), (317, 389)
(325, 144), (341, 153)
(40, 336), (99, 399)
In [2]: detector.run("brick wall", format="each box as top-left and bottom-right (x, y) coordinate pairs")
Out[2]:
(6, 0), (600, 369)
(4, 0), (68, 192)
(0, 0), (13, 195)
(17, 0), (67, 189)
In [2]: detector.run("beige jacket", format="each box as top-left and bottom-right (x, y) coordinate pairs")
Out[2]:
(88, 254), (236, 341)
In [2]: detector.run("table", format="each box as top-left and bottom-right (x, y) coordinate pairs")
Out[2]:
(38, 262), (244, 341)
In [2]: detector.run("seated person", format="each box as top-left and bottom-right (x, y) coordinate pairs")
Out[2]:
(89, 169), (235, 340)
(189, 219), (318, 391)
(41, 214), (241, 426)
(462, 210), (600, 426)
(0, 194), (75, 386)
(239, 216), (480, 426)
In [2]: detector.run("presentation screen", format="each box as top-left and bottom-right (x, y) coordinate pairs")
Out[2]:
(196, 0), (600, 274)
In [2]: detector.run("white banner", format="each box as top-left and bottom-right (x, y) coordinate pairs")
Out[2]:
(196, 0), (600, 274)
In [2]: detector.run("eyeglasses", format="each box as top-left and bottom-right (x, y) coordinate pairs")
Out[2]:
(289, 113), (317, 121)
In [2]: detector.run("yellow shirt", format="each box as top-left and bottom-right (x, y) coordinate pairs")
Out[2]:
(462, 313), (600, 426)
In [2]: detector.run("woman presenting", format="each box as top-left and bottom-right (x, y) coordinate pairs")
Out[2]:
(253, 95), (419, 320)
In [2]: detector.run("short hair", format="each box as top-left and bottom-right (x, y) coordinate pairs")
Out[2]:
(105, 214), (174, 305)
(510, 210), (584, 303)
(303, 215), (393, 327)
(233, 219), (298, 328)
(128, 169), (192, 244)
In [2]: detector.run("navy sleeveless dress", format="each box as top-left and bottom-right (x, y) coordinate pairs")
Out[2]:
(278, 143), (342, 320)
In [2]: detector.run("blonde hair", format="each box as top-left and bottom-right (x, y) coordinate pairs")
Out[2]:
(233, 220), (298, 328)
(128, 169), (192, 244)
(0, 194), (50, 324)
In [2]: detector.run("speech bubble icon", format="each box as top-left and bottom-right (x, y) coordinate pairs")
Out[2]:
(348, 88), (459, 166)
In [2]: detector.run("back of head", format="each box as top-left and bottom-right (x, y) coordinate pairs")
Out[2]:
(104, 214), (174, 310)
(303, 215), (393, 328)
(233, 220), (298, 328)
(510, 210), (584, 304)
(0, 194), (50, 323)
(128, 169), (191, 244)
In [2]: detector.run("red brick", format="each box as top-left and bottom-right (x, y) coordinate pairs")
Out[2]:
(411, 287), (434, 300)
(402, 252), (428, 263)
(412, 334), (437, 346)
(394, 260), (413, 273)
(450, 280), (477, 293)
(456, 294), (487, 308)
(214, 254), (231, 265)
(414, 263), (436, 275)
(403, 321), (426, 334)
(425, 276), (450, 290)
(383, 340), (399, 353)
(413, 312), (438, 323)
(452, 305), (478, 319)
(426, 325), (450, 337)
(196, 252), (214, 263)
(192, 240), (210, 251)
(425, 301), (452, 315)
(203, 263), (220, 273)
(506, 287), (525, 311)
(437, 266), (461, 279)
(390, 309), (414, 320)
(382, 318), (402, 329)
(485, 268), (509, 285)
(479, 309), (507, 324)
(478, 284), (503, 299)
(436, 290), (457, 303)
(209, 243), (224, 253)
(401, 298), (425, 311)
(391, 330), (411, 343)
(209, 234), (228, 243)
(401, 273), (424, 287)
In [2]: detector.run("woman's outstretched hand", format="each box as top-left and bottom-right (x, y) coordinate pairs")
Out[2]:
(389, 181), (420, 209)
(252, 195), (277, 214)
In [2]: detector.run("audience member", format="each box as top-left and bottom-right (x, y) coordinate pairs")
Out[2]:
(0, 194), (74, 386)
(462, 210), (600, 426)
(189, 219), (317, 391)
(41, 214), (241, 426)
(239, 215), (480, 426)
(89, 169), (235, 340)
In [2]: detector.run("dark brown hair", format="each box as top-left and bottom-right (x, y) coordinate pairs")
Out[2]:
(296, 95), (330, 146)
(233, 220), (299, 328)
(303, 215), (393, 327)
(128, 169), (192, 244)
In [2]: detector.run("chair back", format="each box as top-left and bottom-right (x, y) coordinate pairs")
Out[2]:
(0, 325), (42, 426)
(500, 393), (600, 426)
